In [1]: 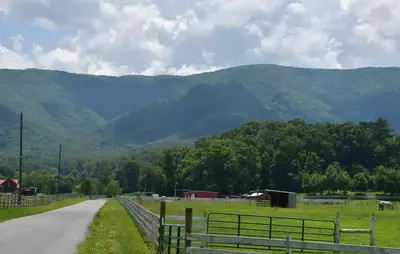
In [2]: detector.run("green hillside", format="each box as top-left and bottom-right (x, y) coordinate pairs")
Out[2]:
(1, 64), (400, 160)
(100, 82), (278, 146)
(189, 65), (400, 122)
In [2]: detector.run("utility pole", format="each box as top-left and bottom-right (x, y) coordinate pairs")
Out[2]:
(18, 111), (23, 206)
(80, 171), (84, 198)
(58, 144), (62, 195)
(174, 180), (177, 200)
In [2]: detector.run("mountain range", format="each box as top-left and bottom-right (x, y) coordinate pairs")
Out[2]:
(1, 64), (400, 160)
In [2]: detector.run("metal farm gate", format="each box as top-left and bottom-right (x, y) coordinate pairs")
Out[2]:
(206, 212), (336, 252)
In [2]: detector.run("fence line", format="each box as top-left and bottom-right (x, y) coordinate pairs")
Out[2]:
(117, 196), (207, 252)
(336, 212), (375, 247)
(184, 209), (399, 254)
(299, 199), (347, 204)
(139, 196), (248, 202)
(118, 196), (160, 246)
(0, 193), (78, 208)
(84, 195), (107, 200)
(185, 233), (400, 254)
(303, 194), (400, 201)
(118, 195), (399, 254)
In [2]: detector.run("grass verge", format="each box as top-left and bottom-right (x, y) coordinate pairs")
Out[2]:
(78, 199), (150, 254)
(0, 197), (86, 222)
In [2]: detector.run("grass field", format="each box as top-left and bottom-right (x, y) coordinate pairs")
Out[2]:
(0, 197), (86, 222)
(141, 199), (400, 253)
(78, 199), (151, 254)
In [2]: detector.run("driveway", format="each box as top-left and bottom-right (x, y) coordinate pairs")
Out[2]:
(0, 199), (106, 254)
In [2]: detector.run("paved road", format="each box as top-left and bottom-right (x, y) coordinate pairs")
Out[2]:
(0, 199), (106, 254)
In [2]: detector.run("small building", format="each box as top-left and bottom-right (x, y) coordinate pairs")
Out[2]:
(22, 187), (38, 196)
(249, 189), (297, 208)
(183, 190), (218, 199)
(0, 178), (19, 193)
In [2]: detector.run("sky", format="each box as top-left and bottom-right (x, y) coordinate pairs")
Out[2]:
(0, 0), (400, 76)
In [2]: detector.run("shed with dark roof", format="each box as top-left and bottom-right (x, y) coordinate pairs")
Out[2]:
(250, 189), (297, 208)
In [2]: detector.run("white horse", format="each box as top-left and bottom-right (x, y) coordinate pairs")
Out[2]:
(378, 201), (394, 211)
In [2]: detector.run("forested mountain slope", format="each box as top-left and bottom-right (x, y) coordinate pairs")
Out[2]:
(1, 64), (400, 159)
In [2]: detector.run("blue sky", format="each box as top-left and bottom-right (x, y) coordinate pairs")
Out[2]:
(1, 0), (400, 76)
(0, 14), (68, 50)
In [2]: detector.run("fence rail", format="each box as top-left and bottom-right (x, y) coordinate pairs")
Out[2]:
(118, 196), (160, 246)
(186, 233), (400, 254)
(118, 195), (400, 254)
(255, 200), (270, 207)
(299, 199), (347, 204)
(84, 195), (107, 200)
(207, 212), (336, 246)
(117, 196), (207, 253)
(0, 193), (78, 208)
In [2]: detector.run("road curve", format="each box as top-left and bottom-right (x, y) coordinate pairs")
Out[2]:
(0, 199), (107, 254)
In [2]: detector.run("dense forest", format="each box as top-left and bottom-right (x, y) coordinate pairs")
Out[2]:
(2, 65), (400, 159)
(1, 117), (400, 196)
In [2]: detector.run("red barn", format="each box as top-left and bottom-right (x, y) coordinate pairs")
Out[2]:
(0, 177), (20, 193)
(183, 190), (218, 199)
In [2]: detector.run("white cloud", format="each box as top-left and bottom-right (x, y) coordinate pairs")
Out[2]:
(0, 0), (8, 14)
(202, 50), (215, 64)
(10, 34), (24, 52)
(139, 59), (224, 76)
(1, 0), (400, 75)
(0, 45), (33, 69)
(33, 17), (57, 30)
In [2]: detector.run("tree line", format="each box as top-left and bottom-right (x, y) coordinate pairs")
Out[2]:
(1, 117), (400, 196)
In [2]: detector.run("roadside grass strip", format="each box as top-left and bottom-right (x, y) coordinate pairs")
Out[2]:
(78, 199), (151, 254)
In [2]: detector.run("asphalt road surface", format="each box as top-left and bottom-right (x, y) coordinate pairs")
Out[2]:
(0, 199), (107, 254)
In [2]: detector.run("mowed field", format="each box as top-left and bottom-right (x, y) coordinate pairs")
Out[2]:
(142, 199), (400, 253)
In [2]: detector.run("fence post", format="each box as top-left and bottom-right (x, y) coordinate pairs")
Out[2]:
(335, 212), (340, 254)
(202, 211), (207, 248)
(158, 201), (166, 254)
(370, 213), (375, 246)
(236, 214), (241, 248)
(185, 207), (193, 252)
(286, 234), (292, 254)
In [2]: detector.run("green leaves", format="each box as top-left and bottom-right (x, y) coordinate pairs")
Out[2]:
(141, 117), (400, 196)
(8, 116), (400, 197)
(353, 172), (368, 193)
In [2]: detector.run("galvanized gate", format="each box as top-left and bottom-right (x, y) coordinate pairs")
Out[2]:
(163, 224), (184, 254)
(206, 212), (336, 252)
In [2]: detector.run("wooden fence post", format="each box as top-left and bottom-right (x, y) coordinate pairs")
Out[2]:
(370, 213), (375, 246)
(202, 211), (207, 248)
(286, 235), (292, 254)
(185, 207), (193, 251)
(335, 212), (340, 254)
(158, 201), (166, 254)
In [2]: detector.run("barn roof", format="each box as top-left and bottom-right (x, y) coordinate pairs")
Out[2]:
(184, 190), (218, 193)
(250, 189), (296, 195)
(0, 178), (20, 188)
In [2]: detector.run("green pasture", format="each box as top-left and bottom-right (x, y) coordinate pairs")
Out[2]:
(0, 197), (86, 222)
(141, 199), (400, 253)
